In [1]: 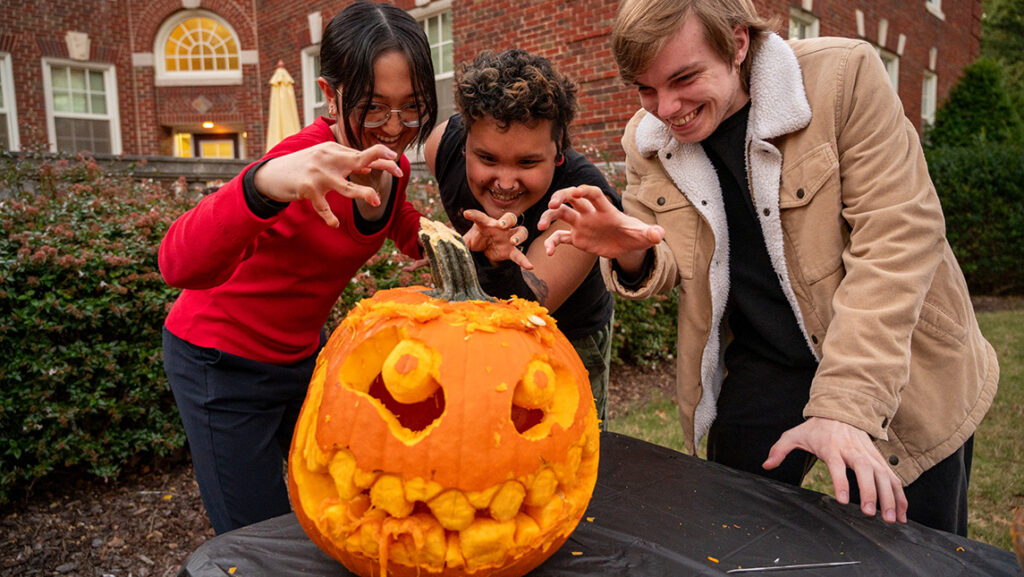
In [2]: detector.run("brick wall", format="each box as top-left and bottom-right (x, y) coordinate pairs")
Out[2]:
(0, 0), (982, 160)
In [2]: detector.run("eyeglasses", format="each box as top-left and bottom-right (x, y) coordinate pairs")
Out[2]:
(357, 101), (425, 128)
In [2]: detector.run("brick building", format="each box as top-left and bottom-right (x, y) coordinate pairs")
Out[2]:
(0, 0), (979, 162)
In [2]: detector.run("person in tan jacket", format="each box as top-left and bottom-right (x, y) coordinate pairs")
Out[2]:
(539, 0), (998, 535)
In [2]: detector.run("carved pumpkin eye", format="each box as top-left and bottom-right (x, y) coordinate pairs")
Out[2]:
(511, 358), (579, 439)
(337, 329), (446, 442)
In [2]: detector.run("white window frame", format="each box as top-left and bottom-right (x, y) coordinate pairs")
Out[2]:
(154, 9), (243, 86)
(925, 0), (945, 20)
(0, 52), (19, 151)
(922, 70), (937, 126)
(301, 45), (326, 126)
(42, 58), (122, 155)
(409, 0), (455, 162)
(876, 47), (900, 91)
(788, 7), (820, 40)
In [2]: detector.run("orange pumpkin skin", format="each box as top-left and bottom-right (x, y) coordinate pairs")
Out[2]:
(288, 222), (600, 577)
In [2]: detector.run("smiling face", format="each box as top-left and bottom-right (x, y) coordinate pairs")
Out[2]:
(330, 49), (421, 156)
(464, 116), (559, 219)
(634, 12), (750, 144)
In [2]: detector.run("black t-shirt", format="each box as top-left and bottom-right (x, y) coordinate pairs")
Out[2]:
(434, 114), (620, 340)
(701, 103), (818, 428)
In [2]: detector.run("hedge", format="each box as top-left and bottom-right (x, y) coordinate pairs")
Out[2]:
(0, 154), (194, 502)
(926, 143), (1024, 295)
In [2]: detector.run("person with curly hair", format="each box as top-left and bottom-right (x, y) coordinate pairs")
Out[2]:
(424, 49), (621, 423)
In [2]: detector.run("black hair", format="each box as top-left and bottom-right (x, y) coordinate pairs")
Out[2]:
(320, 0), (438, 149)
(455, 49), (578, 153)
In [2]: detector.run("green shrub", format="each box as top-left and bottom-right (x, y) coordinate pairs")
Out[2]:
(926, 143), (1024, 295)
(0, 153), (197, 502)
(924, 58), (1024, 149)
(612, 292), (678, 369)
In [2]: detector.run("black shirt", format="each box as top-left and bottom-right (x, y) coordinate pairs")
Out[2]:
(435, 114), (620, 340)
(701, 103), (818, 427)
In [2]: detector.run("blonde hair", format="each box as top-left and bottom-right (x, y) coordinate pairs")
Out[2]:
(612, 0), (777, 92)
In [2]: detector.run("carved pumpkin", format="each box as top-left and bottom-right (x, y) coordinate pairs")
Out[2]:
(288, 219), (600, 577)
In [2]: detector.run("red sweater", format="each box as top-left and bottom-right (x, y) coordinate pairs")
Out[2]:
(159, 117), (422, 364)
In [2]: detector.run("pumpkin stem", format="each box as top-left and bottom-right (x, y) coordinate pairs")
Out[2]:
(419, 218), (496, 302)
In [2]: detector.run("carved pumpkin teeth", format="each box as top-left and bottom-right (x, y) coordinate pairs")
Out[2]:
(299, 428), (598, 574)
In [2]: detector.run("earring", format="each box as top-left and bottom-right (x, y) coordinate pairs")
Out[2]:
(328, 103), (337, 117)
(554, 153), (565, 167)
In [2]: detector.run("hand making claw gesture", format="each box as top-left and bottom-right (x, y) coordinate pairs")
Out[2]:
(538, 185), (665, 263)
(765, 417), (909, 524)
(253, 142), (404, 228)
(462, 209), (533, 270)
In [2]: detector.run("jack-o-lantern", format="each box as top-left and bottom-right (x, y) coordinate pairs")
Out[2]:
(288, 219), (600, 577)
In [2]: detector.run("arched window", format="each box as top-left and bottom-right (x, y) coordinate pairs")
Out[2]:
(155, 10), (242, 86)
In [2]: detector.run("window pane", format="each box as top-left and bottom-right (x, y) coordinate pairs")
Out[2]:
(72, 92), (89, 113)
(52, 67), (68, 90)
(70, 69), (87, 91)
(442, 11), (451, 41)
(436, 76), (455, 124)
(54, 117), (111, 154)
(89, 70), (104, 90)
(432, 46), (441, 71)
(164, 16), (240, 73)
(426, 17), (438, 44)
(53, 91), (70, 113)
(91, 93), (106, 114)
(0, 113), (8, 150)
(441, 42), (452, 74)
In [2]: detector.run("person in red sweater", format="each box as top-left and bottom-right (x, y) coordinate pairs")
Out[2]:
(159, 1), (437, 534)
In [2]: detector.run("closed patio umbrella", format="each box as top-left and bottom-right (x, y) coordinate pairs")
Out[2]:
(266, 60), (301, 151)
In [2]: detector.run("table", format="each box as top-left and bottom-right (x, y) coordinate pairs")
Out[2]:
(178, 433), (1021, 576)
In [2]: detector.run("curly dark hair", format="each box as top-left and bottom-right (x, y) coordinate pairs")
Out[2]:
(455, 49), (578, 153)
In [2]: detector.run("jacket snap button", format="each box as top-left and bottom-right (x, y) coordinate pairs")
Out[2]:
(762, 208), (770, 216)
(811, 335), (819, 344)
(888, 455), (899, 466)
(657, 197), (666, 206)
(881, 417), (889, 429)
(797, 188), (805, 199)
(701, 200), (708, 206)
(665, 152), (672, 159)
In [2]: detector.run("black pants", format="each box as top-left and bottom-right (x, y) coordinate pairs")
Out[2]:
(162, 328), (322, 534)
(707, 421), (974, 536)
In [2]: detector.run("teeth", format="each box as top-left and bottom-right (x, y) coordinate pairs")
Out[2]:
(490, 189), (521, 202)
(669, 107), (699, 127)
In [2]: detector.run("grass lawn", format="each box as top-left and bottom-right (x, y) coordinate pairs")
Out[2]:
(606, 309), (1024, 551)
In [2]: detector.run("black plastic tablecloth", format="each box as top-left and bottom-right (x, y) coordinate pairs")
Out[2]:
(179, 432), (1021, 576)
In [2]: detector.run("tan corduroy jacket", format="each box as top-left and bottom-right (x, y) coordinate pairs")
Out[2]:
(603, 34), (999, 485)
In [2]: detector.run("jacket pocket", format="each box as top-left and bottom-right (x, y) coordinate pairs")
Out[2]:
(633, 176), (701, 280)
(779, 143), (844, 284)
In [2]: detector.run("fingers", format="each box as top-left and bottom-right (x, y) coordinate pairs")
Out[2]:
(646, 225), (667, 244)
(358, 144), (401, 175)
(761, 439), (791, 471)
(340, 180), (382, 207)
(310, 194), (340, 228)
(544, 230), (573, 256)
(508, 248), (534, 270)
(508, 226), (528, 247)
(464, 209), (518, 230)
